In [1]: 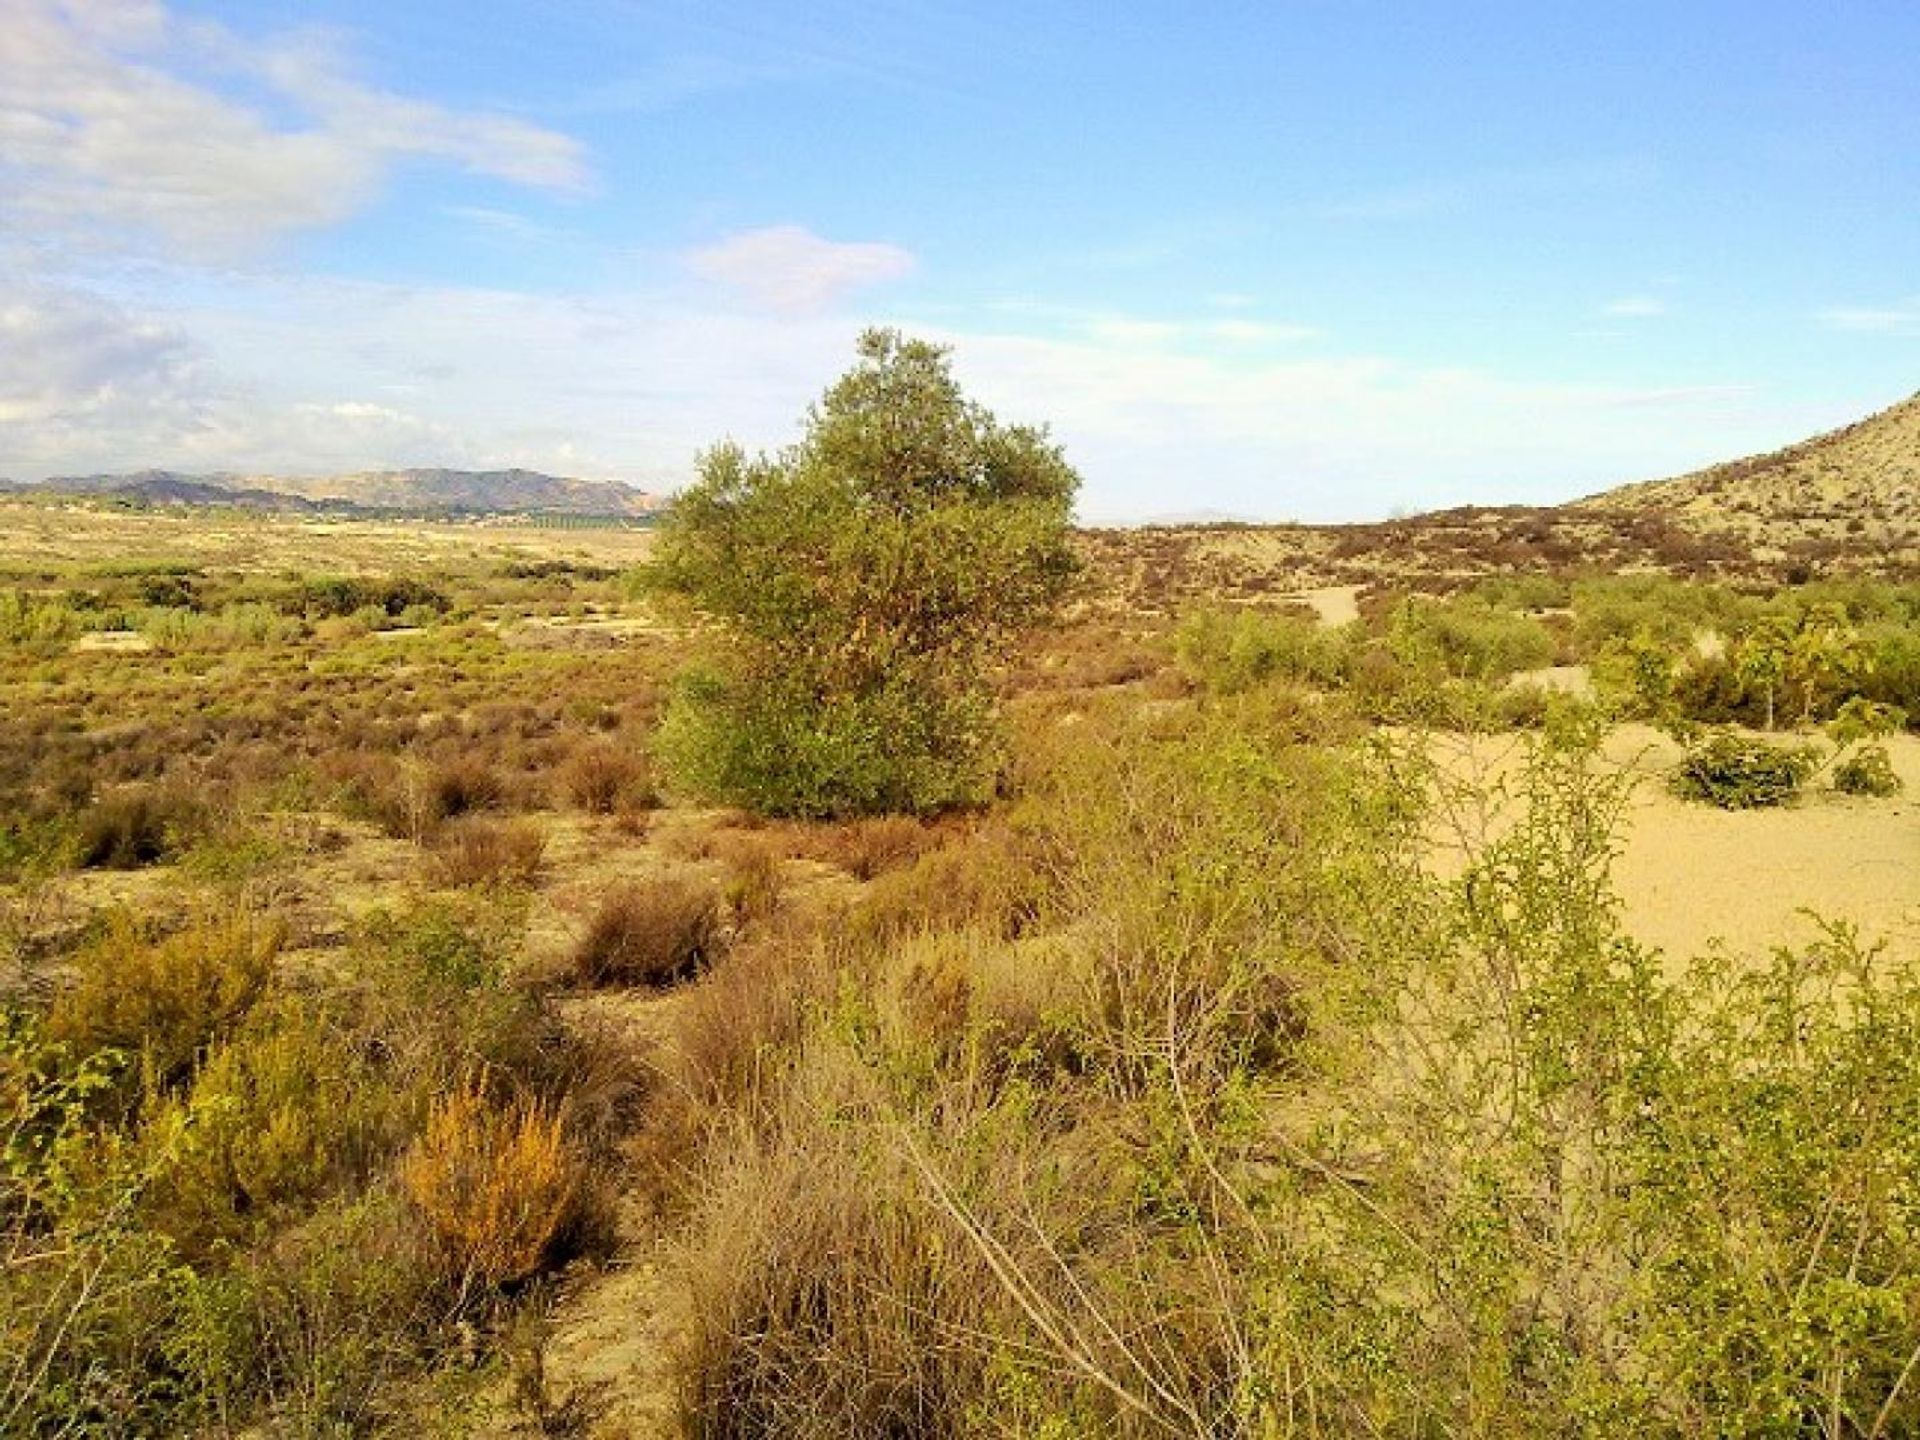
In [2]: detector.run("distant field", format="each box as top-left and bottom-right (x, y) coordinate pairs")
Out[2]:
(0, 499), (656, 576)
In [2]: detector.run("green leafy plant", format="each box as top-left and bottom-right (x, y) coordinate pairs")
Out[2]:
(1671, 729), (1820, 809)
(648, 329), (1080, 816)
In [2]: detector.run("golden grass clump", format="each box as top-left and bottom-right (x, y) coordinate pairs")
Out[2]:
(400, 1075), (581, 1289)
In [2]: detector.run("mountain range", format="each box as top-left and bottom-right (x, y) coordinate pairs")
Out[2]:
(3, 391), (1914, 535)
(0, 467), (660, 518)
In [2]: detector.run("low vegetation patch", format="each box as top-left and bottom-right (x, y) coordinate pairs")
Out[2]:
(571, 875), (724, 988)
(1671, 729), (1820, 808)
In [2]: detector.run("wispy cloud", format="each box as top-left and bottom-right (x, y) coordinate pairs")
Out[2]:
(1818, 297), (1920, 336)
(0, 0), (588, 259)
(685, 225), (915, 315)
(1603, 296), (1667, 318)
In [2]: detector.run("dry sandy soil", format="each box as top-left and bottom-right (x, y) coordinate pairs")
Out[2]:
(1430, 725), (1920, 972)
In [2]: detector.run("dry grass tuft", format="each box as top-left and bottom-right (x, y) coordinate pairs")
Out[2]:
(561, 741), (655, 814)
(571, 875), (723, 988)
(426, 816), (547, 888)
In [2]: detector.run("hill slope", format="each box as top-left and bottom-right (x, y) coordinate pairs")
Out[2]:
(11, 467), (658, 517)
(1580, 390), (1920, 547)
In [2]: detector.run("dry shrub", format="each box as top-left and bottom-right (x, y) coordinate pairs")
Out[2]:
(73, 783), (201, 869)
(47, 913), (281, 1087)
(571, 875), (723, 988)
(426, 816), (546, 888)
(656, 923), (841, 1120)
(855, 822), (1049, 942)
(709, 832), (783, 923)
(317, 750), (416, 837)
(561, 741), (654, 814)
(797, 815), (939, 881)
(426, 754), (504, 820)
(399, 1075), (581, 1289)
(890, 928), (1090, 1083)
(677, 1066), (978, 1435)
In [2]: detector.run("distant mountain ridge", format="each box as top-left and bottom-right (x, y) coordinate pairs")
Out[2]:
(4, 467), (660, 518)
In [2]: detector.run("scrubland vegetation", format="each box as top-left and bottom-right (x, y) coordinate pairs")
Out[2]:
(4, 345), (1919, 1436)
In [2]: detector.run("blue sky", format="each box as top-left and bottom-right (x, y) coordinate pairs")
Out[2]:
(2, 0), (1915, 520)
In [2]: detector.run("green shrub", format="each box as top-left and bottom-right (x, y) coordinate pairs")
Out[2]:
(647, 329), (1079, 817)
(46, 914), (281, 1091)
(1832, 744), (1901, 797)
(657, 660), (1000, 818)
(139, 1000), (402, 1256)
(1670, 730), (1819, 809)
(1386, 593), (1556, 680)
(1174, 605), (1349, 694)
(0, 589), (82, 655)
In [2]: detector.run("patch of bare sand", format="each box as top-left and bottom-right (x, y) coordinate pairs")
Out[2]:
(1429, 726), (1920, 969)
(1283, 583), (1362, 627)
(72, 630), (152, 653)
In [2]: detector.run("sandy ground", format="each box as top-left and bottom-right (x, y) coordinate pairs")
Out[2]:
(1431, 725), (1920, 970)
(1283, 583), (1363, 626)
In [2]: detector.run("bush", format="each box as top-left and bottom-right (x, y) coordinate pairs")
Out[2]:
(560, 741), (653, 814)
(657, 660), (1002, 819)
(47, 914), (281, 1090)
(399, 1076), (581, 1290)
(1833, 744), (1901, 797)
(73, 784), (200, 869)
(425, 755), (503, 821)
(647, 329), (1079, 817)
(571, 875), (723, 987)
(1386, 593), (1556, 680)
(426, 817), (546, 888)
(1175, 606), (1349, 694)
(1670, 730), (1819, 809)
(798, 814), (939, 881)
(140, 1001), (401, 1257)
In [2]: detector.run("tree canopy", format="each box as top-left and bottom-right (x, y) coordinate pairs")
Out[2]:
(648, 329), (1080, 816)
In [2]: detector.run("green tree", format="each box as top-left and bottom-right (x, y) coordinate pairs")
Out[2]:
(646, 329), (1080, 817)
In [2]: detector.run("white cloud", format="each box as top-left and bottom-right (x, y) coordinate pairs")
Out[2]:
(1603, 296), (1666, 318)
(0, 0), (586, 258)
(0, 282), (199, 427)
(1, 266), (1840, 522)
(685, 225), (915, 315)
(1818, 298), (1920, 336)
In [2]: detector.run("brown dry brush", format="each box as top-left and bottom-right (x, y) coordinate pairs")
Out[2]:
(572, 874), (726, 988)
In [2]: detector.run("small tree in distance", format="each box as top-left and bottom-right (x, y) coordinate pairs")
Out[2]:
(646, 329), (1081, 817)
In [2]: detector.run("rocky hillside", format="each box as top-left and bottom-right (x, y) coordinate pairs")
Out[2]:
(1580, 390), (1920, 550)
(9, 467), (659, 518)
